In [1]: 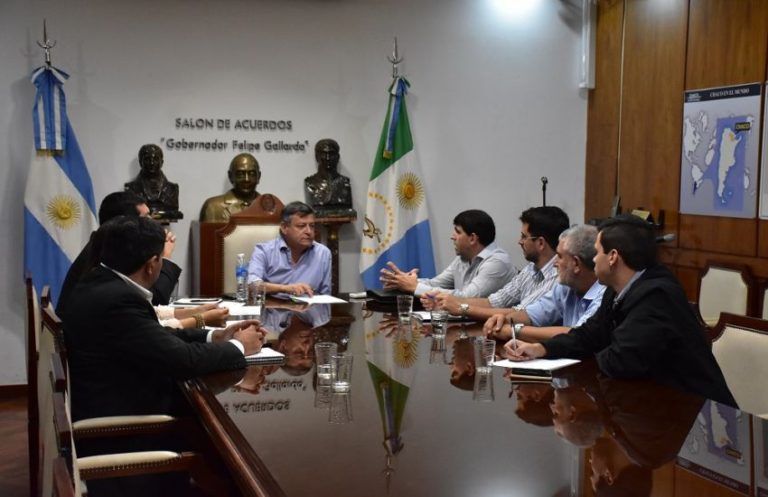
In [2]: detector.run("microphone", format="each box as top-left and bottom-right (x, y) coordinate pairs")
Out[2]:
(655, 233), (675, 243)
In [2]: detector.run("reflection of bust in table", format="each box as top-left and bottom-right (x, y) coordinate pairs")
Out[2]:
(124, 144), (183, 221)
(199, 153), (261, 222)
(304, 139), (356, 218)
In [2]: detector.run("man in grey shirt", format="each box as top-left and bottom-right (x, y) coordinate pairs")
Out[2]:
(380, 209), (514, 297)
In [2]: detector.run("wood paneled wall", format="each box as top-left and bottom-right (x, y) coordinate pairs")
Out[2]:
(585, 0), (768, 302)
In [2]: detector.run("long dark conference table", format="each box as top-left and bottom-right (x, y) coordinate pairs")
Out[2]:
(181, 299), (766, 497)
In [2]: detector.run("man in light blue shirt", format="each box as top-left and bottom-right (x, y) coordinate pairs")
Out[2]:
(380, 209), (514, 297)
(247, 201), (331, 297)
(485, 224), (605, 343)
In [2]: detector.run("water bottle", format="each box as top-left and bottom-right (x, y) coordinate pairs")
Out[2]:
(235, 253), (248, 302)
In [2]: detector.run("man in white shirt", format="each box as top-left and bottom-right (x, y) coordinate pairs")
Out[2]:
(428, 206), (570, 321)
(379, 209), (514, 298)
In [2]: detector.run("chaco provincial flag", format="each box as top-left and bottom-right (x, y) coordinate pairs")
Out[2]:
(24, 65), (97, 305)
(360, 76), (436, 288)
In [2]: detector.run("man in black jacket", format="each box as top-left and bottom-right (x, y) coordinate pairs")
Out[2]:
(61, 216), (264, 422)
(56, 191), (180, 316)
(506, 215), (736, 407)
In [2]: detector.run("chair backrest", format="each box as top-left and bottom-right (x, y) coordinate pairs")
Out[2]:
(26, 276), (42, 497)
(711, 312), (768, 413)
(199, 194), (284, 296)
(761, 281), (768, 320)
(52, 456), (77, 497)
(698, 263), (754, 326)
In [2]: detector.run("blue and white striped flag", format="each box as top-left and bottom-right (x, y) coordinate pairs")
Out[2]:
(360, 77), (436, 288)
(24, 65), (97, 305)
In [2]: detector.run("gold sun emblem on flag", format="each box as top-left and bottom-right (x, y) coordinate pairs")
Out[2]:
(393, 330), (420, 368)
(46, 195), (82, 230)
(396, 172), (424, 210)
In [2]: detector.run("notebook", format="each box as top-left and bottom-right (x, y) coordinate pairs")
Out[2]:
(244, 347), (285, 366)
(493, 358), (580, 378)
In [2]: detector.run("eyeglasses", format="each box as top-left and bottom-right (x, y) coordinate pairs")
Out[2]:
(519, 233), (541, 242)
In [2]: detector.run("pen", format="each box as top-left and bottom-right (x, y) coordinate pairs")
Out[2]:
(511, 319), (517, 351)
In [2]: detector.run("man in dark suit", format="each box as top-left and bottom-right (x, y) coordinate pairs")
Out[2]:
(57, 191), (180, 316)
(506, 215), (735, 407)
(61, 215), (265, 422)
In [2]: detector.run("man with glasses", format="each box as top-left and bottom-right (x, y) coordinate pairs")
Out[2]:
(506, 215), (735, 407)
(247, 201), (331, 297)
(484, 224), (606, 343)
(428, 206), (569, 321)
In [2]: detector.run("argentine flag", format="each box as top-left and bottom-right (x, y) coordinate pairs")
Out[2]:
(360, 77), (436, 288)
(24, 65), (97, 306)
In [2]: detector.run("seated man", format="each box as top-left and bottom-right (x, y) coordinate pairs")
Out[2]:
(247, 201), (331, 297)
(427, 206), (570, 322)
(506, 215), (736, 407)
(380, 209), (514, 298)
(484, 224), (606, 343)
(57, 191), (181, 314)
(61, 215), (266, 422)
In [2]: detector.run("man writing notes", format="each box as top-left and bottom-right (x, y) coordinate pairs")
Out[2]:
(61, 216), (266, 422)
(248, 201), (332, 297)
(427, 206), (570, 322)
(506, 215), (736, 406)
(380, 209), (514, 297)
(484, 224), (606, 343)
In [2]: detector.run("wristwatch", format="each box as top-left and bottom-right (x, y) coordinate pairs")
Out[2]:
(513, 323), (525, 340)
(459, 303), (469, 317)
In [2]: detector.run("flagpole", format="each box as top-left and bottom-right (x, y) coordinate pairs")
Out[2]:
(37, 19), (56, 67)
(387, 37), (402, 78)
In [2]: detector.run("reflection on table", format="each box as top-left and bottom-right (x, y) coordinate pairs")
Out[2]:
(185, 303), (757, 497)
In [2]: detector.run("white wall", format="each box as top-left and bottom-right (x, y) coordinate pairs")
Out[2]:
(0, 0), (587, 385)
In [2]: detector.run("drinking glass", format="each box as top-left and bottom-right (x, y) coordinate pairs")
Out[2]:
(396, 295), (414, 324)
(314, 342), (338, 381)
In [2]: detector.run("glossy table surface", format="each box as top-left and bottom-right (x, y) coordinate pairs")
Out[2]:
(186, 301), (758, 497)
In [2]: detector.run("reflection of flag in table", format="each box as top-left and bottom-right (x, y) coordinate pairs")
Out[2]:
(24, 65), (97, 305)
(360, 76), (435, 289)
(365, 313), (421, 488)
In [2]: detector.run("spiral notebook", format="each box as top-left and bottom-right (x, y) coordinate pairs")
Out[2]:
(244, 347), (285, 366)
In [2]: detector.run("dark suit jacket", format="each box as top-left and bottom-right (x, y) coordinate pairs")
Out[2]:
(61, 266), (245, 421)
(543, 265), (736, 407)
(57, 234), (181, 316)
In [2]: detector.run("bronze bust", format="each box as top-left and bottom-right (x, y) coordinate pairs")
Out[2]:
(124, 144), (183, 221)
(304, 139), (355, 217)
(199, 153), (261, 222)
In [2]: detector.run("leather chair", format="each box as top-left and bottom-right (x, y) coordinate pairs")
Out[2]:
(46, 347), (228, 497)
(196, 194), (284, 296)
(39, 294), (180, 497)
(697, 263), (755, 327)
(711, 312), (768, 414)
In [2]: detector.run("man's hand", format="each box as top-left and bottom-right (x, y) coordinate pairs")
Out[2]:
(420, 291), (439, 311)
(282, 283), (314, 297)
(162, 229), (176, 259)
(484, 314), (512, 340)
(379, 262), (418, 293)
(434, 293), (461, 315)
(202, 307), (229, 327)
(234, 326), (265, 356)
(213, 319), (263, 342)
(503, 340), (546, 361)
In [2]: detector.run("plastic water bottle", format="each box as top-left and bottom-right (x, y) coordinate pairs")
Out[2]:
(236, 253), (248, 302)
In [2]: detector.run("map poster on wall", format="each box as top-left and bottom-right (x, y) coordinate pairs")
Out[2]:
(677, 401), (750, 495)
(761, 83), (768, 220)
(680, 83), (761, 218)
